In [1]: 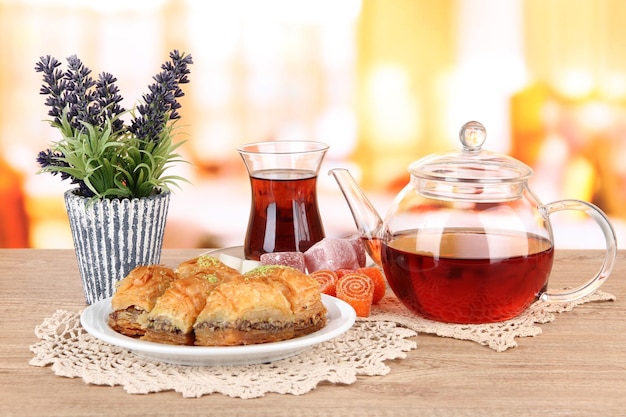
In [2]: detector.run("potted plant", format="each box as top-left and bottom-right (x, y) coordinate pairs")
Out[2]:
(35, 50), (193, 304)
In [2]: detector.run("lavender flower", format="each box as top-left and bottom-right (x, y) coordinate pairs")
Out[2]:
(36, 149), (93, 197)
(35, 56), (66, 126)
(94, 72), (126, 132)
(64, 55), (98, 129)
(35, 50), (192, 199)
(35, 149), (70, 179)
(129, 50), (193, 144)
(35, 55), (125, 132)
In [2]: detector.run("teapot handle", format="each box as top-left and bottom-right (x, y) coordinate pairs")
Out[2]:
(540, 199), (617, 303)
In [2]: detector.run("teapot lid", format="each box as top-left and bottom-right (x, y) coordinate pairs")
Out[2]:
(409, 121), (532, 184)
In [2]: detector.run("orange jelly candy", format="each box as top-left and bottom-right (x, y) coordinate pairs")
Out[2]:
(356, 266), (386, 304)
(336, 273), (374, 317)
(310, 269), (338, 297)
(334, 268), (354, 279)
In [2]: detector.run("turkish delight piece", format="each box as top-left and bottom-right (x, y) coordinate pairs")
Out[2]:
(260, 252), (306, 273)
(304, 238), (360, 273)
(347, 235), (367, 267)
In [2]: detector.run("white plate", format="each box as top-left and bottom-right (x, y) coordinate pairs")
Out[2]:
(80, 294), (355, 366)
(204, 246), (246, 258)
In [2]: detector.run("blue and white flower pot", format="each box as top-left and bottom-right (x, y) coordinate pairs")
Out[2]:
(64, 189), (170, 304)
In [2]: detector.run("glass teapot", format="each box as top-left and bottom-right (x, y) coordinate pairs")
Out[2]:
(330, 121), (617, 324)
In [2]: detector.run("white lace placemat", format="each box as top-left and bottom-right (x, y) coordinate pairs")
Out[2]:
(366, 290), (616, 352)
(29, 310), (417, 399)
(29, 290), (615, 398)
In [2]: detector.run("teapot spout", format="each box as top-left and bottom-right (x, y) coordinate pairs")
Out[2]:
(329, 168), (384, 265)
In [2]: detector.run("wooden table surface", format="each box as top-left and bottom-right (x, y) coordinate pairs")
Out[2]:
(1, 248), (625, 417)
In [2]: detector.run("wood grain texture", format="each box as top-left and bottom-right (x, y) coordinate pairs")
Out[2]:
(1, 249), (624, 417)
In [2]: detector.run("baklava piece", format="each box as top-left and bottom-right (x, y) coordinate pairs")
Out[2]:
(141, 275), (215, 345)
(176, 254), (241, 282)
(107, 265), (178, 337)
(194, 266), (327, 346)
(246, 265), (328, 337)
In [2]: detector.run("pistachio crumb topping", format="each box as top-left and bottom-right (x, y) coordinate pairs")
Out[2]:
(202, 274), (220, 283)
(246, 264), (292, 276)
(197, 255), (219, 268)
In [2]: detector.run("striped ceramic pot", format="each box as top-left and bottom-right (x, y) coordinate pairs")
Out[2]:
(64, 189), (170, 304)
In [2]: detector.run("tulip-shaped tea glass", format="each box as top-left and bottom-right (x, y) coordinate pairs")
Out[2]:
(238, 141), (329, 260)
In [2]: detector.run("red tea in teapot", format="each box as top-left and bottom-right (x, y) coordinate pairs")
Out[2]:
(244, 169), (325, 261)
(381, 229), (553, 323)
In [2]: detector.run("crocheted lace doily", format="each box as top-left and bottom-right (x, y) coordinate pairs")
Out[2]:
(367, 290), (615, 352)
(30, 311), (417, 399)
(29, 291), (614, 399)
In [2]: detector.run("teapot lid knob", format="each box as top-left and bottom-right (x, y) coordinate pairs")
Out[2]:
(459, 121), (486, 152)
(408, 120), (533, 195)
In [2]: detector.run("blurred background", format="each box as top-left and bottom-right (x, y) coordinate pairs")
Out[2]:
(1, 0), (626, 249)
